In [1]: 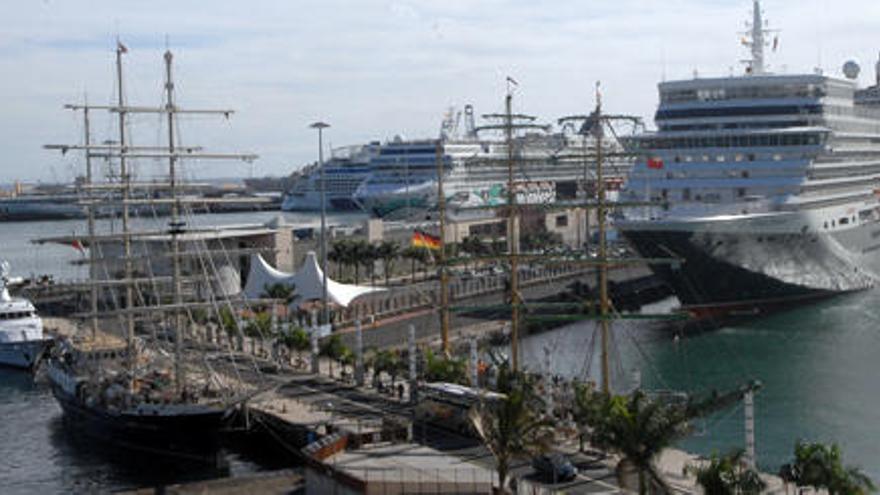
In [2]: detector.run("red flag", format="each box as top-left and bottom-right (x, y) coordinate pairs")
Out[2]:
(72, 239), (85, 255)
(647, 157), (664, 170)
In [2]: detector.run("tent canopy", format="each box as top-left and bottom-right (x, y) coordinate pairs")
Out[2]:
(243, 251), (384, 308)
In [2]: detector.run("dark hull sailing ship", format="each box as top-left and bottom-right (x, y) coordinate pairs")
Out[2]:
(43, 41), (260, 458)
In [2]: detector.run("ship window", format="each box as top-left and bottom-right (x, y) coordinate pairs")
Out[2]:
(674, 155), (681, 163)
(682, 188), (691, 201)
(741, 170), (750, 178)
(661, 189), (668, 199)
(839, 217), (850, 225)
(735, 154), (744, 162)
(737, 188), (747, 198)
(773, 154), (783, 161)
(747, 153), (756, 161)
(832, 220), (836, 227)
(716, 155), (725, 162)
(824, 221), (828, 229)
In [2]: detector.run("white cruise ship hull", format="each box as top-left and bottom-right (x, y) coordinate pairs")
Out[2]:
(619, 210), (880, 320)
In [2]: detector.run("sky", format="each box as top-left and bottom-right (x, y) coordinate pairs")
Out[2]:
(2, 0), (879, 183)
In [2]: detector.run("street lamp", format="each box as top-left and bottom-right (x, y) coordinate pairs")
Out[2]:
(310, 121), (331, 326)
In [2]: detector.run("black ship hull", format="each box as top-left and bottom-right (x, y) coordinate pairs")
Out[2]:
(620, 227), (866, 322)
(49, 379), (229, 461)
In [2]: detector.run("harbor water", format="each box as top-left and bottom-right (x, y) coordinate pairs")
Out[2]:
(517, 291), (880, 479)
(0, 210), (878, 490)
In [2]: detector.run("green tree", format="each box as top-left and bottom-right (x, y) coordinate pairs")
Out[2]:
(377, 240), (401, 285)
(423, 349), (468, 385)
(684, 449), (765, 495)
(319, 334), (349, 378)
(372, 348), (403, 389)
(244, 311), (272, 338)
(469, 361), (552, 493)
(329, 240), (347, 279)
(574, 383), (762, 495)
(781, 441), (875, 495)
(261, 282), (297, 305)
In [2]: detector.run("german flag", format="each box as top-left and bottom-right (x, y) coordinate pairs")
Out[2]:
(412, 230), (441, 250)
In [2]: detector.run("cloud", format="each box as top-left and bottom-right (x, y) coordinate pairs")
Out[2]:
(2, 0), (878, 182)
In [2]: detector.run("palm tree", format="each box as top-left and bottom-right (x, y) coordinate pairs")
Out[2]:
(574, 382), (763, 495)
(423, 348), (468, 384)
(360, 242), (380, 286)
(684, 449), (765, 495)
(261, 282), (298, 305)
(780, 441), (875, 494)
(377, 240), (401, 286)
(401, 246), (423, 282)
(329, 240), (346, 279)
(469, 361), (553, 493)
(319, 334), (349, 378)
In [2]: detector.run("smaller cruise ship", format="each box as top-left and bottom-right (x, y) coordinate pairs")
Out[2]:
(0, 261), (51, 369)
(281, 143), (379, 211)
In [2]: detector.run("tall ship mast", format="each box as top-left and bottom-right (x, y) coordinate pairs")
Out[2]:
(618, 0), (880, 321)
(43, 42), (262, 456)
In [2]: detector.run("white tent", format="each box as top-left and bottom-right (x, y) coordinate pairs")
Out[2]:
(243, 251), (384, 308)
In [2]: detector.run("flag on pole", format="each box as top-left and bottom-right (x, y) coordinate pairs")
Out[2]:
(117, 40), (128, 53)
(647, 157), (664, 170)
(506, 76), (518, 87)
(71, 239), (86, 255)
(412, 230), (441, 250)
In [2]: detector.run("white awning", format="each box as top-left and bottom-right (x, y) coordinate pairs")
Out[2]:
(243, 251), (383, 308)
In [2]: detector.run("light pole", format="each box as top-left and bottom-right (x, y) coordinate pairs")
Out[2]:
(311, 121), (331, 326)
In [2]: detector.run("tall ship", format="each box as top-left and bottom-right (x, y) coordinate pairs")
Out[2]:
(43, 43), (260, 457)
(618, 1), (880, 320)
(281, 142), (379, 211)
(354, 104), (635, 218)
(0, 261), (52, 369)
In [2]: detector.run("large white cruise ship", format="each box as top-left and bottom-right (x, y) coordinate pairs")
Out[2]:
(618, 1), (880, 320)
(281, 143), (379, 211)
(354, 105), (633, 218)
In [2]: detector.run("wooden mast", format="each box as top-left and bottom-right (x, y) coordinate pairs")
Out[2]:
(115, 40), (136, 376)
(595, 83), (612, 394)
(505, 92), (520, 372)
(163, 49), (186, 394)
(436, 139), (450, 355)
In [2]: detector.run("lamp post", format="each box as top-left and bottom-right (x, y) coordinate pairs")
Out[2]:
(310, 121), (331, 325)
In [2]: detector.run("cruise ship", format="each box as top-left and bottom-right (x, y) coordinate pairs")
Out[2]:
(281, 143), (379, 211)
(354, 105), (633, 218)
(618, 1), (880, 320)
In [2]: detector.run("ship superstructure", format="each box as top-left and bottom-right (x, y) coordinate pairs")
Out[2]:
(0, 261), (51, 369)
(353, 105), (634, 218)
(618, 1), (880, 319)
(281, 143), (379, 211)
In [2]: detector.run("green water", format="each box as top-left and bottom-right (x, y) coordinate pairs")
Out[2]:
(517, 290), (880, 478)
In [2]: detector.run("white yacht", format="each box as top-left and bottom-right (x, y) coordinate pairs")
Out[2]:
(618, 1), (880, 320)
(0, 261), (50, 369)
(281, 143), (379, 211)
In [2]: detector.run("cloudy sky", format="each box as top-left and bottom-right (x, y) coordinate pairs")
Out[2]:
(3, 0), (879, 182)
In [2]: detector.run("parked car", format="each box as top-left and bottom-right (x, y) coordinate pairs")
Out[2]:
(531, 453), (578, 483)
